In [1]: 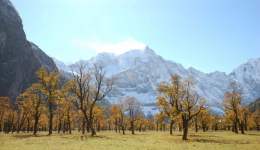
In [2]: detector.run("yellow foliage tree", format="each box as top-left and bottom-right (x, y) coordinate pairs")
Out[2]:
(124, 96), (142, 135)
(222, 82), (246, 134)
(16, 83), (46, 135)
(157, 75), (182, 134)
(0, 97), (10, 132)
(35, 67), (61, 135)
(157, 76), (205, 140)
(197, 109), (211, 132)
(251, 109), (260, 131)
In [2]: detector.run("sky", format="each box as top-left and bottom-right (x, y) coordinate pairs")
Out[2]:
(11, 0), (260, 74)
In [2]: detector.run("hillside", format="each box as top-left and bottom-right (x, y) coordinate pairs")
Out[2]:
(248, 97), (260, 113)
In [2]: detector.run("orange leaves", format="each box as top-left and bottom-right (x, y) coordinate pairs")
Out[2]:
(35, 67), (61, 104)
(0, 96), (10, 113)
(157, 75), (205, 121)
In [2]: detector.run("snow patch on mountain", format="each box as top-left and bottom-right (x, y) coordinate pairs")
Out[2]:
(53, 47), (260, 116)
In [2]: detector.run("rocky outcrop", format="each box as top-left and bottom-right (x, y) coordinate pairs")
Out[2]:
(0, 0), (58, 102)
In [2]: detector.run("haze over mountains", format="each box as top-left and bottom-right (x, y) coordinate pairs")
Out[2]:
(53, 47), (260, 114)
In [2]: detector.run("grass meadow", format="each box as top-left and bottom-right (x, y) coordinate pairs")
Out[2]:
(0, 130), (259, 150)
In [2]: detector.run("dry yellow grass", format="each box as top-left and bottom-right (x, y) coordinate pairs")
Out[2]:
(0, 130), (260, 150)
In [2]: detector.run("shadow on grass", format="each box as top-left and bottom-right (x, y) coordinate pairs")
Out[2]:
(189, 134), (218, 138)
(13, 134), (49, 138)
(163, 138), (251, 144)
(246, 133), (260, 136)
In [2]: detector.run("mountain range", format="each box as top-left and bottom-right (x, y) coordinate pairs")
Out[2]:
(53, 47), (260, 115)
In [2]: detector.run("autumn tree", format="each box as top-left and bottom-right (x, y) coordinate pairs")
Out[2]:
(92, 106), (106, 132)
(222, 112), (236, 131)
(210, 114), (221, 131)
(157, 75), (182, 134)
(35, 67), (61, 135)
(70, 61), (116, 136)
(197, 109), (211, 132)
(124, 96), (142, 134)
(0, 98), (17, 134)
(0, 97), (10, 132)
(146, 118), (156, 130)
(222, 82), (246, 134)
(16, 103), (29, 133)
(154, 111), (165, 132)
(16, 83), (46, 135)
(109, 104), (120, 132)
(157, 76), (205, 140)
(59, 83), (78, 134)
(193, 112), (199, 132)
(136, 116), (147, 132)
(116, 97), (128, 134)
(109, 97), (127, 134)
(238, 106), (250, 132)
(251, 109), (260, 131)
(2, 103), (16, 134)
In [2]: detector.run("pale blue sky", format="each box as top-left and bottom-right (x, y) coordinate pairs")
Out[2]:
(11, 0), (260, 74)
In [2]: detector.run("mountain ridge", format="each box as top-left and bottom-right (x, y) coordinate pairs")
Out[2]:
(53, 47), (260, 116)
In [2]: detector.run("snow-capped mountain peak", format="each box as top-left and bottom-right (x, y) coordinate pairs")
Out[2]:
(53, 48), (260, 116)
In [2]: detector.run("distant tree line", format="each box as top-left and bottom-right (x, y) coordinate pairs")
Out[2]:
(0, 62), (259, 140)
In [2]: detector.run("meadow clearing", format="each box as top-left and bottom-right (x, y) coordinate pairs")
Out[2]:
(0, 130), (259, 150)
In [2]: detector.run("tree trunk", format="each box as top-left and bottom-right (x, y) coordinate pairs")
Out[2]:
(33, 118), (39, 135)
(131, 122), (134, 134)
(63, 121), (66, 133)
(58, 120), (62, 133)
(97, 123), (100, 132)
(245, 119), (248, 131)
(48, 101), (54, 135)
(214, 124), (218, 131)
(234, 122), (238, 133)
(182, 122), (188, 140)
(67, 114), (71, 134)
(90, 122), (96, 136)
(86, 120), (90, 133)
(170, 120), (174, 134)
(195, 122), (198, 132)
(202, 125), (206, 132)
(240, 121), (245, 134)
(68, 122), (71, 134)
(179, 124), (182, 131)
(121, 125), (125, 135)
(156, 123), (158, 131)
(27, 120), (30, 133)
(82, 119), (85, 134)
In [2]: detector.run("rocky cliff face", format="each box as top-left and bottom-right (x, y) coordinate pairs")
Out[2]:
(0, 0), (57, 102)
